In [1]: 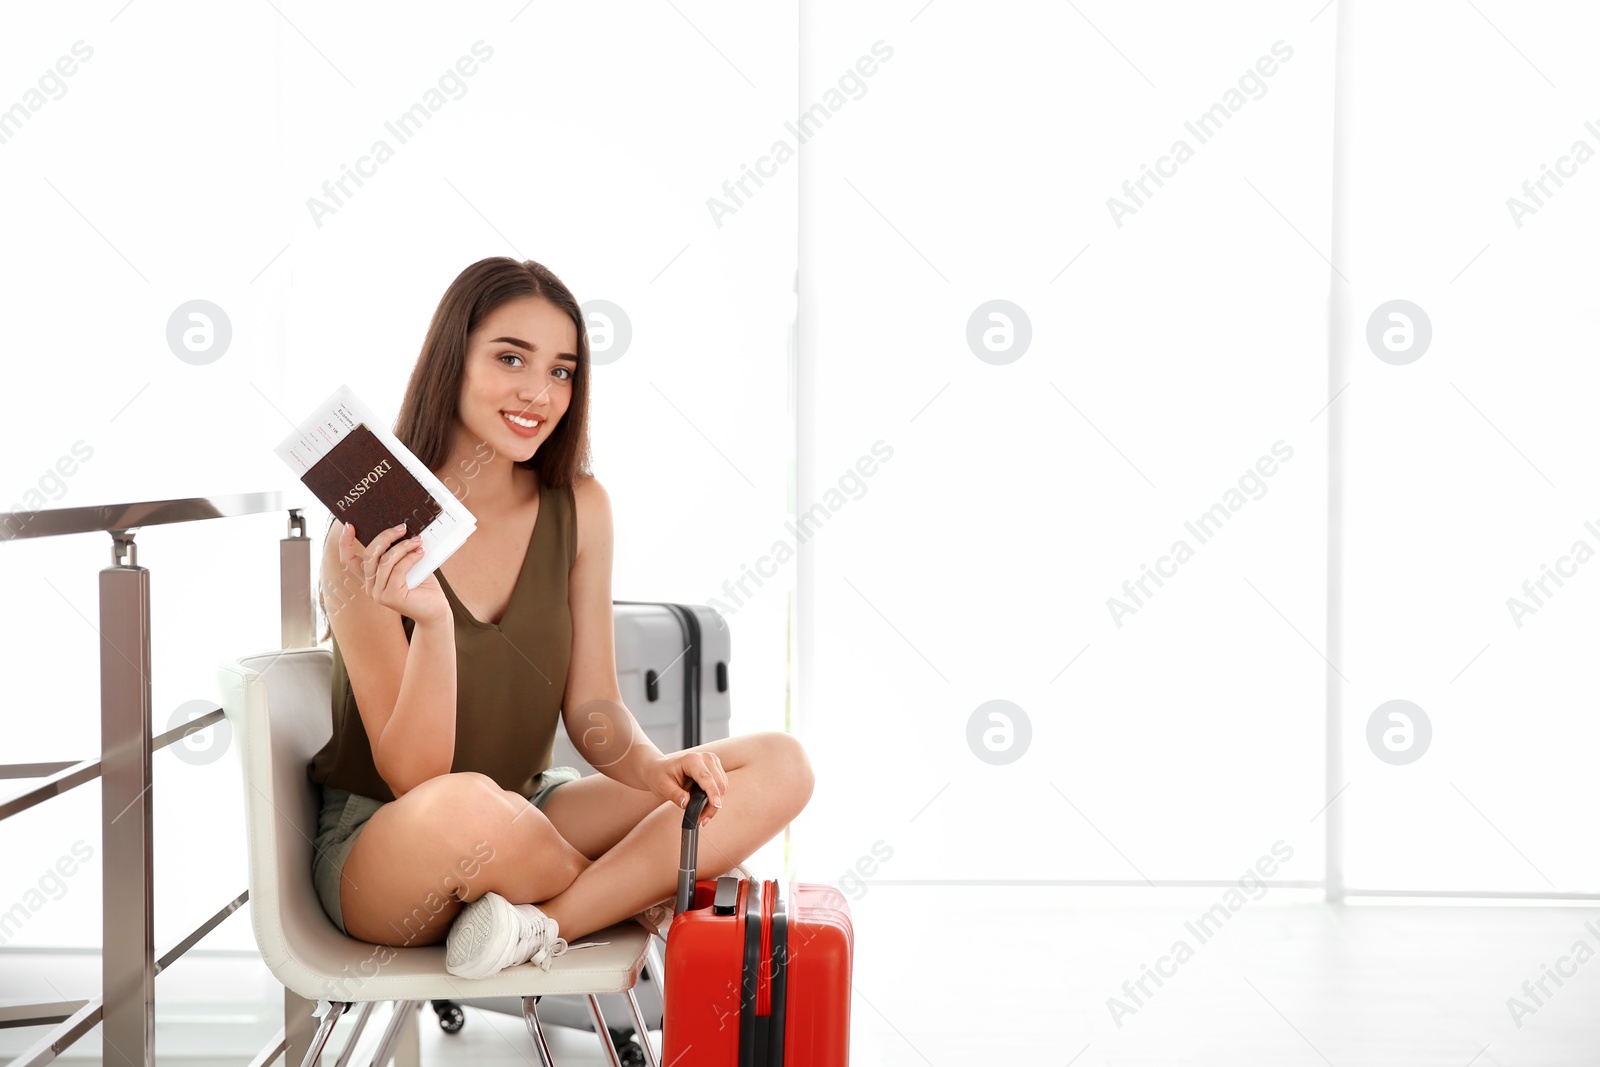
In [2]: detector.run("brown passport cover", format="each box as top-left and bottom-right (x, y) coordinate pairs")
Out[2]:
(301, 423), (442, 546)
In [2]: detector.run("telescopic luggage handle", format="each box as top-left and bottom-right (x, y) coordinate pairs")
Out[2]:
(674, 782), (713, 916)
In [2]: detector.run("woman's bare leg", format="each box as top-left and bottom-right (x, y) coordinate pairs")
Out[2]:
(338, 771), (588, 947)
(536, 732), (814, 943)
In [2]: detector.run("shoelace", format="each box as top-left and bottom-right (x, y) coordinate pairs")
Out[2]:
(533, 936), (569, 969)
(508, 907), (570, 971)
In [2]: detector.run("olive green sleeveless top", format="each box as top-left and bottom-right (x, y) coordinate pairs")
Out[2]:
(307, 480), (577, 803)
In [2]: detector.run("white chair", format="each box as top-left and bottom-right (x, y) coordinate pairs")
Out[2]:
(217, 644), (663, 1067)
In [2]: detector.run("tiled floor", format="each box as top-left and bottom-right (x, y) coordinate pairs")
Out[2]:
(3, 894), (1599, 1065)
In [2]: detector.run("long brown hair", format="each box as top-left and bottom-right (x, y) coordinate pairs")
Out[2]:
(316, 257), (593, 643)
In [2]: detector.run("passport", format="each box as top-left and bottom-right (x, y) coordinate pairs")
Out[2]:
(301, 423), (441, 546)
(274, 383), (477, 588)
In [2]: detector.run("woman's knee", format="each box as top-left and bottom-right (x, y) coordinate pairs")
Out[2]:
(444, 777), (587, 888)
(394, 775), (556, 872)
(408, 772), (522, 830)
(757, 732), (814, 811)
(341, 782), (495, 945)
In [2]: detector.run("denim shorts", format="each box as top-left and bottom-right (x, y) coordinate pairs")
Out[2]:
(311, 765), (584, 937)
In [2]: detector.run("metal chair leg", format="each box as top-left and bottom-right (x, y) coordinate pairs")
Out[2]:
(331, 1001), (376, 1067)
(294, 1001), (346, 1067)
(586, 995), (625, 1067)
(522, 996), (556, 1067)
(365, 1000), (417, 1067)
(626, 987), (661, 1067)
(646, 938), (668, 995)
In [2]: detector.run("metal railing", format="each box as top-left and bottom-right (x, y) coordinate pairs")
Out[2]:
(0, 492), (328, 1067)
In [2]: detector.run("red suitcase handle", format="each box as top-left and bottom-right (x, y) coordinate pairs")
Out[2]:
(674, 782), (715, 916)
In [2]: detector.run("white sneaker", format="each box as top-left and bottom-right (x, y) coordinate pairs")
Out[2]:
(446, 891), (568, 979)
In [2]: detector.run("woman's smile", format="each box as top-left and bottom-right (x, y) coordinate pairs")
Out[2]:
(501, 409), (545, 437)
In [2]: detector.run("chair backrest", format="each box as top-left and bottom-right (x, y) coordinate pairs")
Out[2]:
(217, 645), (356, 983)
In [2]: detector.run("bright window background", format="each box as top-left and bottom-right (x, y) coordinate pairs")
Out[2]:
(793, 1), (1337, 896)
(1333, 0), (1600, 895)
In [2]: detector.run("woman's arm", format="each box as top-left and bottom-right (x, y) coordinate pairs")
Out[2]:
(324, 519), (457, 799)
(560, 476), (730, 816)
(375, 613), (458, 797)
(566, 689), (733, 819)
(566, 693), (666, 792)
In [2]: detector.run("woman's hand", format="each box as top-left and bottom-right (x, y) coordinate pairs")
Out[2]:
(337, 521), (451, 627)
(641, 747), (728, 828)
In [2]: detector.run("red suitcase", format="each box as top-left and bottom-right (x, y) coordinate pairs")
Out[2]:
(661, 783), (854, 1065)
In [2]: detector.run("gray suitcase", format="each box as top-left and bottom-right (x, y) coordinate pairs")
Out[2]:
(430, 601), (732, 1061)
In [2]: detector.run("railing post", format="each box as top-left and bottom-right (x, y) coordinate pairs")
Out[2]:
(281, 509), (314, 649)
(281, 504), (320, 1062)
(100, 531), (154, 1067)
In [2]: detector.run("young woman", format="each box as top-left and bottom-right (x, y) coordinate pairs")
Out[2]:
(306, 257), (814, 979)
